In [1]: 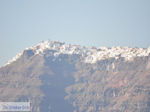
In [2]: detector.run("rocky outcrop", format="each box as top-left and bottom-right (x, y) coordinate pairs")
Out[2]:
(0, 41), (150, 112)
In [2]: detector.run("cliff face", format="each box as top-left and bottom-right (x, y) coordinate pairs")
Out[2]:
(0, 41), (150, 112)
(67, 57), (150, 112)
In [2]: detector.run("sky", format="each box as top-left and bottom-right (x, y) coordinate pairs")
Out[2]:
(0, 0), (150, 66)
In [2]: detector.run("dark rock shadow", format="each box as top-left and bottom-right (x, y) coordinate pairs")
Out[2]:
(39, 54), (76, 112)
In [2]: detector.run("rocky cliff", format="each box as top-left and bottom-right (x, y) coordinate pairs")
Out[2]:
(0, 41), (150, 112)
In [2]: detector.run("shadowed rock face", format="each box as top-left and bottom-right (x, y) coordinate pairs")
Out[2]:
(0, 49), (150, 112)
(39, 54), (75, 112)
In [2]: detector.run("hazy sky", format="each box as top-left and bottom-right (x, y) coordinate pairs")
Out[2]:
(0, 0), (150, 66)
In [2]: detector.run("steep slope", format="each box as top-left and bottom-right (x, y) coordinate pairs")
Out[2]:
(0, 41), (150, 112)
